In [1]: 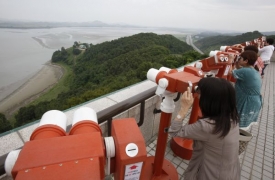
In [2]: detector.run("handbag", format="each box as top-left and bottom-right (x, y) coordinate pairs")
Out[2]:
(239, 129), (253, 155)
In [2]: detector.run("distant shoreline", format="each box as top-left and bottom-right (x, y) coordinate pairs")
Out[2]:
(0, 26), (54, 29)
(0, 62), (63, 118)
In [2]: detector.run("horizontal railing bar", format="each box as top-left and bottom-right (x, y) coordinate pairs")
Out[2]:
(97, 86), (156, 124)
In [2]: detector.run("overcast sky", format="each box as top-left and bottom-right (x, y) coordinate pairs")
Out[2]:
(1, 0), (274, 32)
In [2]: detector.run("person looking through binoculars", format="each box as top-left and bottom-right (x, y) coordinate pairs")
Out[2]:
(231, 50), (262, 131)
(169, 78), (240, 180)
(258, 38), (274, 78)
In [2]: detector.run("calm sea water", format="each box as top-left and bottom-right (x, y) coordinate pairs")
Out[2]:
(0, 27), (192, 99)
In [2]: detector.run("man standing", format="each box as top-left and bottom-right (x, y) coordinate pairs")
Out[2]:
(259, 38), (274, 78)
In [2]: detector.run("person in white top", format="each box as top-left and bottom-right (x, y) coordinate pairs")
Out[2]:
(258, 38), (274, 77)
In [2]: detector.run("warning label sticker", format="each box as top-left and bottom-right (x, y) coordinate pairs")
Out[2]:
(124, 162), (143, 180)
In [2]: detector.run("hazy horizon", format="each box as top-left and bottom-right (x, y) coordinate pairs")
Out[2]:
(1, 0), (274, 32)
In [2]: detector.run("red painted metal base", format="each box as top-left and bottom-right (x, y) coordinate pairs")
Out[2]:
(170, 137), (193, 160)
(140, 156), (178, 180)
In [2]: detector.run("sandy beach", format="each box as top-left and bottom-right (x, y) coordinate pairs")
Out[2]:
(0, 62), (63, 117)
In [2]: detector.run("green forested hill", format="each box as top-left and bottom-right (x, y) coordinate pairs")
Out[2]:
(12, 33), (204, 128)
(71, 33), (194, 89)
(194, 31), (264, 54)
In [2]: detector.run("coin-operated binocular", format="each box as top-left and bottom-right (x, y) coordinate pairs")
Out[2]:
(196, 50), (237, 80)
(239, 36), (266, 48)
(5, 107), (148, 180)
(146, 66), (205, 162)
(252, 36), (266, 48)
(147, 67), (203, 96)
(145, 67), (202, 178)
(220, 45), (243, 54)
